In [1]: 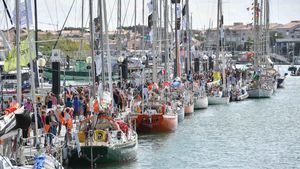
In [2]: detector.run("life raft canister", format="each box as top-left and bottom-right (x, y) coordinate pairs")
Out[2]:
(94, 130), (107, 142)
(77, 131), (86, 143)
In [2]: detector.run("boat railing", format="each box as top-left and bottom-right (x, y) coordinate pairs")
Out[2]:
(20, 133), (65, 164)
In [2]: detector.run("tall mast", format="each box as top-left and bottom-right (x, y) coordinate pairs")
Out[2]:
(259, 0), (263, 56)
(98, 0), (105, 88)
(34, 0), (39, 87)
(158, 0), (162, 70)
(216, 0), (220, 71)
(186, 0), (191, 73)
(103, 0), (113, 104)
(265, 0), (270, 55)
(174, 1), (180, 77)
(152, 0), (158, 83)
(134, 0), (137, 49)
(219, 0), (226, 89)
(117, 0), (121, 52)
(89, 0), (96, 97)
(253, 0), (259, 68)
(25, 0), (38, 144)
(16, 0), (21, 104)
(142, 0), (145, 51)
(164, 0), (169, 82)
(80, 0), (84, 52)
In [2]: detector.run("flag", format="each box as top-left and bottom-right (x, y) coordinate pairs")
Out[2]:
(181, 4), (187, 30)
(147, 0), (153, 43)
(95, 55), (102, 76)
(4, 33), (36, 72)
(182, 4), (186, 16)
(148, 14), (153, 28)
(147, 0), (153, 13)
(176, 4), (181, 19)
(12, 0), (33, 28)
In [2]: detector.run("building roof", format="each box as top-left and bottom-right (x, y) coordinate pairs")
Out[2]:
(277, 20), (300, 29)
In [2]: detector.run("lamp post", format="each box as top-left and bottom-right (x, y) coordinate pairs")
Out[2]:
(37, 58), (46, 90)
(117, 56), (125, 85)
(86, 56), (92, 97)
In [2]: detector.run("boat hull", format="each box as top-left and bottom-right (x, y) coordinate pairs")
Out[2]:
(208, 96), (230, 105)
(69, 138), (138, 164)
(236, 92), (249, 101)
(176, 107), (185, 123)
(247, 88), (273, 98)
(184, 103), (194, 116)
(194, 96), (208, 109)
(135, 114), (178, 133)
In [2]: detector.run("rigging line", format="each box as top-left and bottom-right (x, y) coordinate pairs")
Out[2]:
(108, 0), (117, 26)
(53, 0), (76, 49)
(129, 2), (135, 27)
(122, 0), (131, 27)
(1, 0), (13, 25)
(44, 0), (56, 30)
(74, 0), (77, 27)
(55, 0), (59, 30)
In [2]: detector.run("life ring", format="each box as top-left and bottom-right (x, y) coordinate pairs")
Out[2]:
(94, 130), (107, 142)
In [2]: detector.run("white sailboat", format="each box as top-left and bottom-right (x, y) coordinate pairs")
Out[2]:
(194, 89), (208, 109)
(207, 0), (230, 105)
(247, 0), (274, 98)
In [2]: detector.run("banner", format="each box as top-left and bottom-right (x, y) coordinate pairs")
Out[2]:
(4, 33), (36, 72)
(12, 0), (33, 28)
(95, 55), (102, 76)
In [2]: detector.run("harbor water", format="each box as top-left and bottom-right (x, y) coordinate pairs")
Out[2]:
(68, 66), (300, 169)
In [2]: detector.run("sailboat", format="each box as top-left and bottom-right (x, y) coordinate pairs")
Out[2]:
(67, 0), (138, 165)
(207, 0), (230, 105)
(133, 0), (178, 133)
(247, 0), (274, 98)
(194, 86), (208, 109)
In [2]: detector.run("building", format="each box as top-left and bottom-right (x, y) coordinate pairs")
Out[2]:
(274, 21), (300, 63)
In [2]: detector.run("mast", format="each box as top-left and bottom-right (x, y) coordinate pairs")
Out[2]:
(134, 0), (137, 49)
(164, 0), (169, 82)
(152, 0), (158, 83)
(186, 0), (191, 73)
(117, 0), (121, 52)
(216, 0), (220, 71)
(103, 0), (113, 104)
(33, 0), (39, 87)
(98, 0), (105, 91)
(253, 0), (259, 69)
(158, 0), (162, 71)
(25, 0), (38, 144)
(174, 1), (180, 77)
(80, 0), (84, 52)
(89, 0), (96, 97)
(15, 0), (21, 105)
(142, 0), (145, 51)
(265, 0), (270, 55)
(219, 0), (226, 90)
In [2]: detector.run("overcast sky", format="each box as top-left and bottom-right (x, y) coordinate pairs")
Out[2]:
(0, 0), (300, 31)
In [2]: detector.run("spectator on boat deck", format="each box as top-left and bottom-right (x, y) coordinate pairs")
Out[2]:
(73, 95), (79, 117)
(46, 94), (52, 108)
(24, 98), (33, 112)
(31, 108), (44, 134)
(65, 97), (73, 108)
(3, 101), (9, 110)
(51, 93), (58, 106)
(49, 110), (58, 146)
(12, 95), (17, 105)
(37, 97), (43, 108)
(143, 85), (148, 102)
(127, 88), (133, 108)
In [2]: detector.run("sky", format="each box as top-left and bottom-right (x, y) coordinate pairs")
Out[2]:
(0, 0), (300, 31)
